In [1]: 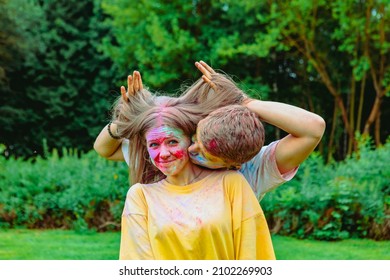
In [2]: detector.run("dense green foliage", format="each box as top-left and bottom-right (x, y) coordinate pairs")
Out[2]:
(0, 139), (388, 240)
(1, 230), (389, 260)
(262, 137), (390, 241)
(0, 0), (389, 159)
(0, 144), (129, 231)
(0, 0), (119, 157)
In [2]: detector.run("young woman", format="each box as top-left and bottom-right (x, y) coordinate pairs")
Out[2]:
(113, 89), (275, 260)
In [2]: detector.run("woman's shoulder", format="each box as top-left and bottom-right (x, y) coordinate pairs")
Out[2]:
(220, 169), (247, 180)
(126, 183), (144, 196)
(127, 181), (163, 195)
(125, 182), (161, 205)
(203, 170), (247, 186)
(219, 170), (252, 192)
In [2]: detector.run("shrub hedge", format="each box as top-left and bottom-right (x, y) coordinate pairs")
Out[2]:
(0, 138), (389, 240)
(261, 137), (390, 240)
(0, 146), (129, 232)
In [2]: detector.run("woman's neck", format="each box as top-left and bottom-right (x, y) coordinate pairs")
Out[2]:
(165, 163), (209, 186)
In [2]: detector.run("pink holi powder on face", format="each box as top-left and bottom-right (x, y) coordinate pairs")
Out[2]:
(145, 125), (190, 175)
(147, 137), (165, 145)
(171, 149), (186, 159)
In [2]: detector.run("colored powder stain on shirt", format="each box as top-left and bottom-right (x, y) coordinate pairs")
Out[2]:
(120, 171), (276, 260)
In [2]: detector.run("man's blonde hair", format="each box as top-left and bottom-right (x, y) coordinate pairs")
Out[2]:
(198, 105), (265, 167)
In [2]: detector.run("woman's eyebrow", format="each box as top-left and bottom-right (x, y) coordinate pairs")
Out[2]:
(146, 137), (166, 143)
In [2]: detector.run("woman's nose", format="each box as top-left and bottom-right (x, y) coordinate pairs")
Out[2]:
(159, 145), (171, 158)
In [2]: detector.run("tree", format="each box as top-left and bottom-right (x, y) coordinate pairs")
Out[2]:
(332, 0), (390, 148)
(0, 0), (45, 155)
(101, 0), (332, 153)
(0, 0), (118, 157)
(214, 0), (389, 160)
(102, 0), (201, 90)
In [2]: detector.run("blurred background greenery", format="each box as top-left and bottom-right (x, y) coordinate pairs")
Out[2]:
(0, 0), (389, 259)
(1, 0), (389, 159)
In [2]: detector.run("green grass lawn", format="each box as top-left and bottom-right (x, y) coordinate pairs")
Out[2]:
(272, 235), (389, 260)
(0, 229), (388, 260)
(0, 229), (120, 260)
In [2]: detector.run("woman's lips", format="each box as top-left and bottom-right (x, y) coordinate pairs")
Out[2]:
(156, 159), (175, 164)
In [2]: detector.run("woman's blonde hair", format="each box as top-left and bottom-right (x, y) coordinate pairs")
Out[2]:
(113, 89), (204, 184)
(111, 73), (250, 184)
(178, 72), (247, 112)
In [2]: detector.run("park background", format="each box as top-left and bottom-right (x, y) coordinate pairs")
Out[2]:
(0, 0), (389, 259)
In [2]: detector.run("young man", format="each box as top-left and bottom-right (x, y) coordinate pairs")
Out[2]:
(94, 62), (326, 200)
(186, 61), (325, 199)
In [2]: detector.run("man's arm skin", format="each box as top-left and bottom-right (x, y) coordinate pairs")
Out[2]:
(245, 100), (325, 174)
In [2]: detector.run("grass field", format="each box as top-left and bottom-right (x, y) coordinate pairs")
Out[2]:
(0, 229), (388, 260)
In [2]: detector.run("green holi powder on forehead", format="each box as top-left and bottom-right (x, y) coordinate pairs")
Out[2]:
(153, 125), (186, 138)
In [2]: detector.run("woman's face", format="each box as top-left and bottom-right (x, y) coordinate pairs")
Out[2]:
(145, 125), (191, 176)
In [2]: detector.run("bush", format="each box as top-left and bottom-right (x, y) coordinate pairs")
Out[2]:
(1, 137), (389, 240)
(261, 137), (390, 241)
(0, 146), (129, 231)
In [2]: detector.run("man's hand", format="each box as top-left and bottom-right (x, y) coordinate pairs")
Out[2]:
(195, 61), (216, 89)
(196, 60), (252, 105)
(120, 71), (144, 102)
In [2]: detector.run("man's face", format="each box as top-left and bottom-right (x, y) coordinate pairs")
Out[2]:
(187, 127), (229, 169)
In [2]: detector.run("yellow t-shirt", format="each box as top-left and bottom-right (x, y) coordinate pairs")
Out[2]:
(119, 170), (275, 260)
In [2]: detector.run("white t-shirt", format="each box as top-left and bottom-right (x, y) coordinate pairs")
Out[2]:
(121, 139), (297, 200)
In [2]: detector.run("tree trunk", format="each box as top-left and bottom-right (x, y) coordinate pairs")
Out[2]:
(348, 76), (356, 155)
(327, 99), (338, 163)
(356, 74), (366, 133)
(375, 109), (381, 146)
(363, 95), (383, 141)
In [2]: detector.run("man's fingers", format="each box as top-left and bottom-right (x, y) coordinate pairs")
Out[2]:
(195, 62), (212, 79)
(199, 61), (215, 74)
(136, 71), (144, 90)
(202, 75), (216, 89)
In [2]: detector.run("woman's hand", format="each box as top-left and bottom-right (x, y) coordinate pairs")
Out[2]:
(120, 71), (144, 102)
(195, 61), (216, 89)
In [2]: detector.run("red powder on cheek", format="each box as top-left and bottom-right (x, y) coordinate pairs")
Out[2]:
(171, 149), (186, 159)
(147, 149), (160, 163)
